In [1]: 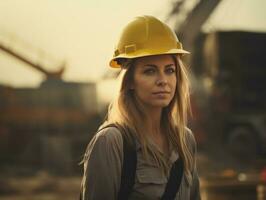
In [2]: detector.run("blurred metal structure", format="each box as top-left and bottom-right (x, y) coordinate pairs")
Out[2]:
(0, 34), (101, 175)
(176, 0), (221, 61)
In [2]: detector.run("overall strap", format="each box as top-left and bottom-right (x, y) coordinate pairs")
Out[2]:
(161, 158), (184, 200)
(117, 124), (137, 200)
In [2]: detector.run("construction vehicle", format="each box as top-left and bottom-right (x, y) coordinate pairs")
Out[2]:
(194, 31), (266, 163)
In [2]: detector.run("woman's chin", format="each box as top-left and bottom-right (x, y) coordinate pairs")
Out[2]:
(150, 100), (171, 108)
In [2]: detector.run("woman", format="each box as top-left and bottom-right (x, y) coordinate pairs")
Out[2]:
(80, 15), (201, 200)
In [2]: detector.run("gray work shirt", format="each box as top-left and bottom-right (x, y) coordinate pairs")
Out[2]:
(81, 127), (201, 200)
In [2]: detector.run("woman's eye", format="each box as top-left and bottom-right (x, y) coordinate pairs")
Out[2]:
(144, 69), (155, 75)
(166, 68), (175, 74)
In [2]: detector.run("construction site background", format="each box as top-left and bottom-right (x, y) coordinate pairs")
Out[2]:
(1, 0), (266, 200)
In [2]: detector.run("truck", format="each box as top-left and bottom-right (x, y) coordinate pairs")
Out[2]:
(190, 31), (266, 164)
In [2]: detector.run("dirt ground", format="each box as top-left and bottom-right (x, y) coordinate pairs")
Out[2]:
(0, 171), (81, 200)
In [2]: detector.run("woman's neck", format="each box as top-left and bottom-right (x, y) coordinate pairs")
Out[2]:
(145, 107), (170, 155)
(145, 107), (162, 135)
(141, 106), (170, 156)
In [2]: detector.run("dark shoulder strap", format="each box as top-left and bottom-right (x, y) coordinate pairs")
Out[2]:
(161, 158), (184, 200)
(116, 124), (137, 200)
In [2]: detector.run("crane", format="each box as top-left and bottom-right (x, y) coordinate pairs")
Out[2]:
(168, 0), (221, 63)
(0, 33), (65, 80)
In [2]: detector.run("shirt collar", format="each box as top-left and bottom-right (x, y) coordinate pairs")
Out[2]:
(135, 136), (179, 163)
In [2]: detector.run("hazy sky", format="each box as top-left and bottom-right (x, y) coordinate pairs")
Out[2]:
(0, 0), (266, 88)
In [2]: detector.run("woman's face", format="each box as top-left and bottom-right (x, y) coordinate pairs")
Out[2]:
(132, 54), (177, 109)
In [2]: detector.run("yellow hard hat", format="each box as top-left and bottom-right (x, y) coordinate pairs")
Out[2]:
(109, 15), (189, 68)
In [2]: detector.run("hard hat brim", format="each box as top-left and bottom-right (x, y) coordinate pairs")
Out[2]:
(109, 49), (190, 68)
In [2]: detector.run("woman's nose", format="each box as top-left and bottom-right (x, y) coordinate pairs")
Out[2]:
(156, 77), (167, 86)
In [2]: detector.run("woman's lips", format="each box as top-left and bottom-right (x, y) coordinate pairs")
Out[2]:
(152, 91), (170, 98)
(152, 91), (170, 94)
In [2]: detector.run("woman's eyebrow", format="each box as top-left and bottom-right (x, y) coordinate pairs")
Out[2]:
(165, 64), (175, 68)
(143, 64), (157, 68)
(143, 64), (175, 68)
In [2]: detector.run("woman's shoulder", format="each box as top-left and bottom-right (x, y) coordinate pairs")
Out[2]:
(87, 124), (124, 153)
(83, 124), (124, 162)
(95, 124), (123, 143)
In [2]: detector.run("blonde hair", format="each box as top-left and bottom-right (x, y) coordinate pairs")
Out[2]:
(104, 55), (194, 177)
